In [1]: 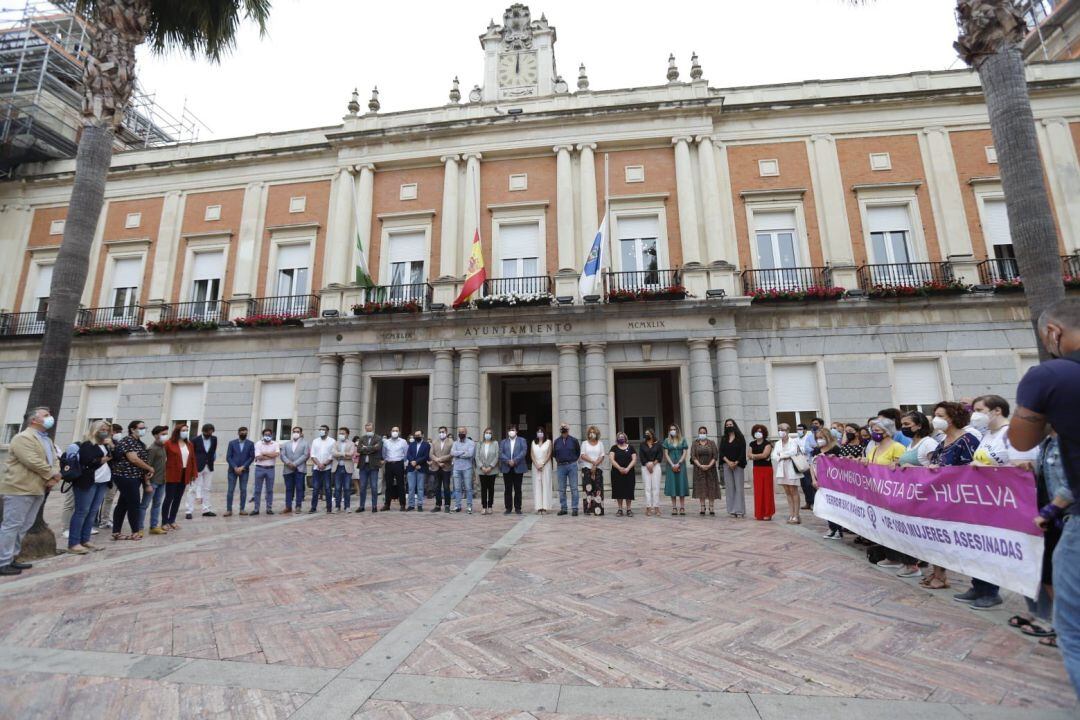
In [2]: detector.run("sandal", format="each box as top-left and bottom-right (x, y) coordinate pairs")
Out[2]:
(616, 509), (624, 517)
(1020, 624), (1056, 638)
(919, 576), (934, 588)
(925, 577), (950, 590)
(128, 533), (142, 541)
(1008, 615), (1034, 630)
(699, 510), (706, 516)
(679, 508), (686, 516)
(626, 509), (633, 517)
(1039, 635), (1058, 648)
(111, 533), (123, 541)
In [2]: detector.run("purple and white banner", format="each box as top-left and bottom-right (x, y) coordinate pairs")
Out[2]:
(814, 456), (1044, 597)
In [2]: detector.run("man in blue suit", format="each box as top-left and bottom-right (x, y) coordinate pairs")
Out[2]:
(499, 426), (527, 515)
(225, 427), (255, 516)
(187, 423), (218, 519)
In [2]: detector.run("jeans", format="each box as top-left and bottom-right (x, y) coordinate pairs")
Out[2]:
(556, 463), (579, 511)
(310, 469), (332, 511)
(406, 468), (426, 508)
(227, 470), (249, 513)
(503, 471), (523, 512)
(970, 577), (1000, 599)
(1053, 517), (1080, 697)
(333, 466), (352, 509)
(0, 494), (45, 566)
(253, 466), (274, 511)
(138, 483), (165, 530)
(432, 468), (451, 508)
(452, 468), (473, 509)
(112, 476), (142, 534)
(358, 467), (379, 509)
(69, 483), (108, 546)
(283, 471), (306, 510)
(800, 470), (816, 507)
(479, 474), (497, 509)
(163, 483), (185, 524)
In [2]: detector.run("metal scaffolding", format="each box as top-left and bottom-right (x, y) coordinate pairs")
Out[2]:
(0, 1), (208, 175)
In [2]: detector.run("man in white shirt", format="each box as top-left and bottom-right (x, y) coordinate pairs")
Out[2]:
(252, 428), (279, 516)
(186, 423), (218, 519)
(309, 424), (335, 513)
(382, 426), (408, 511)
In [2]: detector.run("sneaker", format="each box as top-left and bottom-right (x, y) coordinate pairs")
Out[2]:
(431, 506), (442, 513)
(266, 509), (274, 515)
(0, 565), (22, 576)
(223, 512), (233, 518)
(557, 510), (568, 516)
(875, 559), (903, 568)
(467, 506), (473, 515)
(405, 507), (414, 512)
(149, 527), (167, 535)
(202, 511), (216, 517)
(250, 510), (260, 516)
(455, 507), (462, 513)
(63, 530), (70, 539)
(572, 509), (578, 517)
(355, 507), (366, 513)
(185, 513), (193, 520)
(822, 531), (838, 539)
(897, 567), (922, 578)
(90, 528), (99, 535)
(970, 595), (1004, 611)
(503, 509), (512, 515)
(953, 588), (981, 604)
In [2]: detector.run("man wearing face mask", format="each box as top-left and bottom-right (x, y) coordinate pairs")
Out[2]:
(96, 422), (126, 529)
(451, 427), (476, 514)
(186, 423), (218, 520)
(799, 418), (825, 509)
(553, 422), (581, 517)
(1011, 298), (1080, 697)
(405, 430), (430, 512)
(331, 428), (356, 512)
(280, 426), (310, 515)
(429, 426), (453, 513)
(0, 407), (60, 575)
(309, 425), (334, 513)
(355, 422), (382, 513)
(251, 428), (280, 515)
(499, 426), (527, 515)
(225, 427), (255, 516)
(382, 426), (408, 511)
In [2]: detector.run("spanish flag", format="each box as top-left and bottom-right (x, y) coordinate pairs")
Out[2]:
(453, 228), (486, 307)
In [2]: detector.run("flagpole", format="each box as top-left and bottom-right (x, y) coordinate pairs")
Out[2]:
(604, 152), (611, 276)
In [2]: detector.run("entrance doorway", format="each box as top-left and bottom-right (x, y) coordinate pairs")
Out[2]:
(373, 377), (429, 436)
(613, 369), (681, 443)
(488, 373), (553, 437)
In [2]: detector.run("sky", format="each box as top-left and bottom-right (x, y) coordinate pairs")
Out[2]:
(133, 0), (964, 142)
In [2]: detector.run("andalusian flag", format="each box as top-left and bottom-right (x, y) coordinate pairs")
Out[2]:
(352, 174), (374, 288)
(453, 228), (486, 307)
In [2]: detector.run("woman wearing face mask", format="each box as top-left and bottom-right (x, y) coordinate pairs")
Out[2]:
(858, 426), (872, 447)
(68, 421), (114, 554)
(839, 425), (864, 459)
(748, 424), (774, 521)
(773, 423), (803, 524)
(811, 426), (847, 540)
(638, 429), (663, 516)
(863, 418), (904, 468)
(580, 426), (605, 516)
(718, 420), (747, 518)
(162, 423), (197, 530)
(476, 428), (499, 515)
(692, 426), (721, 516)
(662, 425), (689, 516)
(531, 426), (554, 514)
(110, 420), (153, 541)
(879, 411), (940, 575)
(609, 431), (638, 516)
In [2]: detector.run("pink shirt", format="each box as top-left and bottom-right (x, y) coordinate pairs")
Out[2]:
(255, 439), (280, 467)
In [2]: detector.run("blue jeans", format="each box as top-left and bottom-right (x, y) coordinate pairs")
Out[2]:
(333, 466), (352, 509)
(253, 466), (274, 511)
(138, 483), (165, 530)
(557, 463), (579, 511)
(1054, 517), (1080, 697)
(310, 469), (332, 511)
(358, 467), (379, 509)
(406, 468), (426, 508)
(227, 470), (249, 513)
(452, 468), (473, 509)
(283, 471), (306, 510)
(970, 578), (1000, 599)
(69, 483), (108, 546)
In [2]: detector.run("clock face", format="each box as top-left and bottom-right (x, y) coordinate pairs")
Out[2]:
(498, 52), (538, 86)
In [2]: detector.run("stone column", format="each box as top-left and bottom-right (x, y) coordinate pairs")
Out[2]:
(431, 349), (455, 434)
(439, 154), (461, 278)
(807, 134), (856, 288)
(1040, 118), (1080, 254)
(80, 203), (108, 307)
(316, 354), (341, 429)
(146, 190), (183, 310)
(714, 337), (743, 429)
(554, 144), (577, 272)
(920, 127), (976, 283)
(557, 343), (582, 435)
(325, 167), (355, 287)
(352, 163), (375, 282)
(338, 354), (363, 435)
(457, 348), (480, 435)
(687, 339), (718, 437)
(672, 136), (702, 266)
(577, 143), (599, 260)
(233, 181), (267, 300)
(696, 136), (723, 265)
(583, 343), (609, 443)
(0, 204), (31, 312)
(462, 153), (482, 257)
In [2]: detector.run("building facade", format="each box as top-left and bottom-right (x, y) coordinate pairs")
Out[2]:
(1, 6), (1080, 471)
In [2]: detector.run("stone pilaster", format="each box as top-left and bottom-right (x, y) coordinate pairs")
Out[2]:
(233, 181), (267, 303)
(554, 144), (576, 272)
(325, 167), (355, 288)
(807, 134), (857, 289)
(462, 153), (482, 261)
(583, 342), (609, 443)
(0, 204), (31, 312)
(672, 136), (702, 267)
(696, 136), (723, 265)
(338, 354), (363, 435)
(456, 348), (480, 436)
(577, 143), (599, 263)
(557, 343), (582, 435)
(439, 154), (461, 278)
(920, 127), (977, 283)
(1040, 117), (1080, 254)
(352, 163), (375, 284)
(687, 339), (718, 437)
(714, 337), (743, 429)
(315, 354), (341, 429)
(146, 190), (183, 318)
(431, 349), (456, 434)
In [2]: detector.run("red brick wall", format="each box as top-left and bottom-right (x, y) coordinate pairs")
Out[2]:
(370, 166), (444, 283)
(602, 147), (682, 267)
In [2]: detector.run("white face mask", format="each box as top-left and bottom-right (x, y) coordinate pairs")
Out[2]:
(113, 433), (124, 443)
(158, 434), (168, 443)
(438, 432), (447, 440)
(391, 431), (399, 439)
(137, 428), (147, 438)
(668, 430), (676, 438)
(366, 430), (374, 437)
(698, 433), (707, 441)
(969, 411), (991, 431)
(797, 429), (806, 438)
(931, 416), (949, 432)
(753, 432), (763, 440)
(263, 435), (272, 442)
(817, 438), (827, 447)
(508, 430), (517, 438)
(338, 434), (347, 441)
(778, 430), (788, 438)
(484, 433), (492, 440)
(292, 432), (300, 440)
(319, 429), (327, 438)
(537, 432), (544, 439)
(179, 431), (189, 441)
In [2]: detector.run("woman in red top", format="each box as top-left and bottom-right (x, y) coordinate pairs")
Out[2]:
(162, 423), (197, 530)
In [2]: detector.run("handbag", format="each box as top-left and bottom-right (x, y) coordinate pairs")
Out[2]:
(792, 447), (810, 473)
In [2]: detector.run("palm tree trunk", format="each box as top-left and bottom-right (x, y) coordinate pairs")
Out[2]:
(956, 1), (1065, 360)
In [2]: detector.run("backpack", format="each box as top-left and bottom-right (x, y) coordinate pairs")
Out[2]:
(60, 443), (82, 491)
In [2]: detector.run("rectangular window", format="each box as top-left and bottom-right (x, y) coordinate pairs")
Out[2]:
(498, 222), (540, 292)
(982, 198), (1018, 280)
(772, 363), (821, 429)
(617, 215), (660, 285)
(168, 383), (203, 435)
(753, 210), (801, 289)
(84, 385), (118, 426)
(190, 250), (224, 318)
(867, 206), (913, 266)
(893, 359), (942, 416)
(275, 243), (311, 298)
(2, 388), (29, 444)
(110, 257), (142, 318)
(33, 263), (53, 321)
(386, 231), (425, 302)
(259, 380), (294, 441)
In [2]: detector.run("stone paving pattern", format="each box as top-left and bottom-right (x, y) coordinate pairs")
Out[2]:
(0, 483), (1071, 718)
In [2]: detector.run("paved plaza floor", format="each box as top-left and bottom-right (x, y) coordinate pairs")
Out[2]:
(0, 484), (1074, 719)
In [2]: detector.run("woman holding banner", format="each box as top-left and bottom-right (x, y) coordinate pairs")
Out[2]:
(773, 423), (803, 524)
(812, 427), (846, 540)
(863, 418), (905, 467)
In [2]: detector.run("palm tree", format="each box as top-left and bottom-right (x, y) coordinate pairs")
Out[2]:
(10, 0), (270, 559)
(954, 1), (1064, 359)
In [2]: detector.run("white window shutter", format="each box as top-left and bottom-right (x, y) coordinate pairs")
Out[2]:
(388, 232), (425, 265)
(34, 264), (54, 297)
(85, 385), (118, 420)
(867, 206), (912, 233)
(772, 364), (820, 411)
(111, 257), (142, 289)
(260, 380), (293, 418)
(4, 389), (29, 425)
(499, 223), (539, 260)
(276, 244), (310, 270)
(170, 384), (203, 420)
(893, 360), (942, 405)
(192, 251), (224, 280)
(982, 198), (1012, 246)
(616, 216), (659, 241)
(753, 210), (796, 232)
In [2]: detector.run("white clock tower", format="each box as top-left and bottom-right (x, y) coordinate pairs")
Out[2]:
(480, 5), (558, 102)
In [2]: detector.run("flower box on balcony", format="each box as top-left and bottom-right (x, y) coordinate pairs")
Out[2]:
(74, 324), (132, 337)
(1066, 275), (1080, 290)
(991, 278), (1024, 292)
(750, 285), (846, 303)
(473, 292), (554, 309)
(146, 318), (219, 333)
(352, 300), (422, 315)
(232, 314), (305, 328)
(866, 280), (969, 299)
(607, 285), (688, 303)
